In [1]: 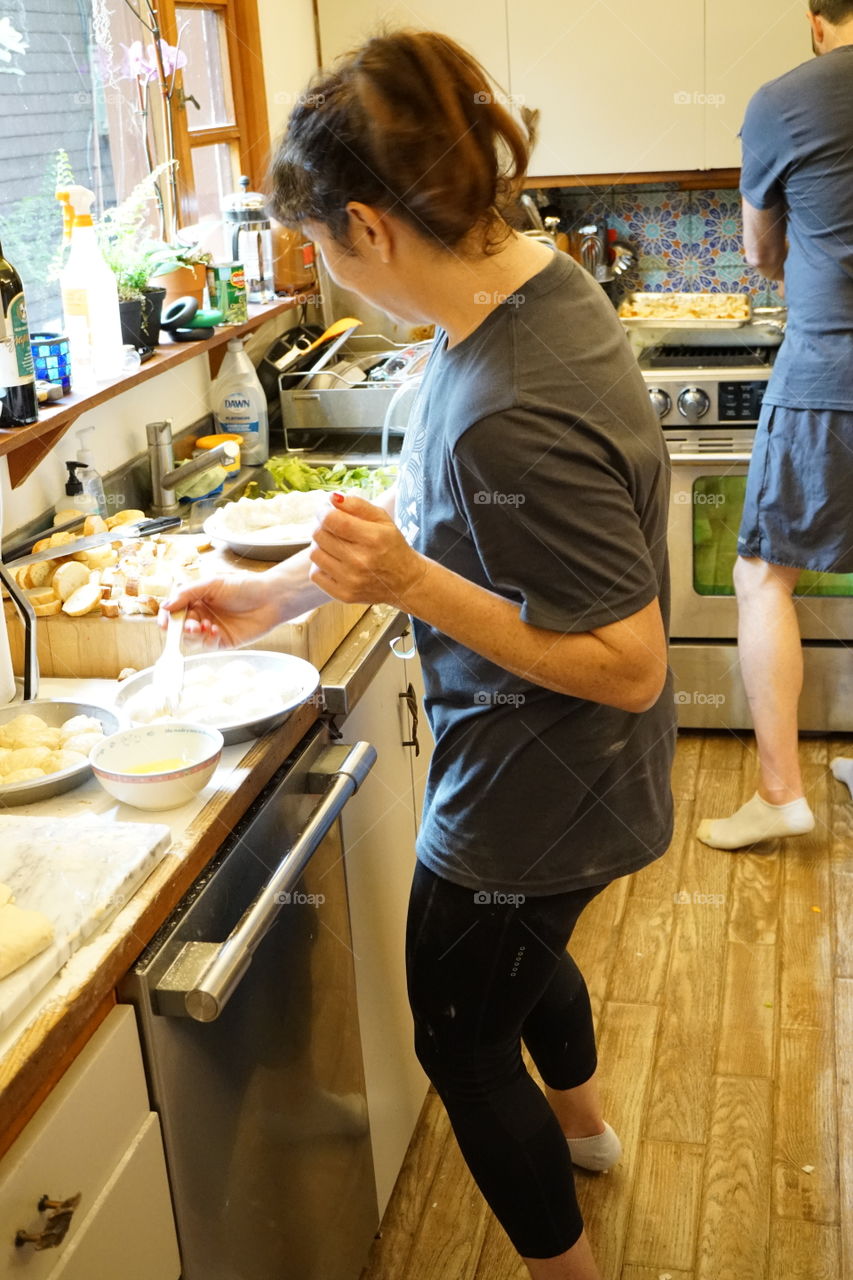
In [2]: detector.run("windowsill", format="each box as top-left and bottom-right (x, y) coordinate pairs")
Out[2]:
(0, 295), (306, 490)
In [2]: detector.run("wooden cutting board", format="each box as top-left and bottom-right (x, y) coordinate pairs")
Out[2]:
(4, 539), (368, 679)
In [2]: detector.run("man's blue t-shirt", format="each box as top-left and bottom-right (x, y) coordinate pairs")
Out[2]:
(396, 252), (676, 897)
(740, 46), (853, 411)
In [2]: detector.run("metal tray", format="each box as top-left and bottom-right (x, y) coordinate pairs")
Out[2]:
(618, 292), (753, 330)
(113, 651), (320, 745)
(0, 700), (121, 808)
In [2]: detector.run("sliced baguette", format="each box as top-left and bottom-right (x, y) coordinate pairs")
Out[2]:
(53, 561), (91, 603)
(33, 598), (62, 617)
(62, 582), (102, 617)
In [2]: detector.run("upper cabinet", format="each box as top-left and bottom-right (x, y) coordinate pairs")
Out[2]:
(316, 0), (509, 88)
(705, 1), (811, 169)
(315, 0), (813, 178)
(508, 0), (705, 178)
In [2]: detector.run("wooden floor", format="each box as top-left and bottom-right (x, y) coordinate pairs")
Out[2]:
(361, 732), (853, 1280)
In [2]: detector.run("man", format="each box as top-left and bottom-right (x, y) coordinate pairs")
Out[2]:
(699, 0), (853, 850)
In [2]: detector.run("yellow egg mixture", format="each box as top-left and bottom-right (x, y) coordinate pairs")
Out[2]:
(125, 757), (194, 775)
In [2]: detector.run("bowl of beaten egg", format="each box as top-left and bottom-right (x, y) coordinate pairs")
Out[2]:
(90, 724), (224, 810)
(0, 702), (120, 807)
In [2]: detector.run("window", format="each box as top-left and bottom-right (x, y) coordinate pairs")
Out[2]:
(0, 0), (269, 329)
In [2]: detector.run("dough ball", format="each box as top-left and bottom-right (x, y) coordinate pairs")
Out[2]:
(0, 728), (12, 750)
(60, 714), (104, 738)
(45, 749), (89, 774)
(0, 748), (13, 776)
(29, 728), (62, 750)
(3, 768), (46, 784)
(7, 746), (53, 772)
(0, 903), (54, 979)
(4, 714), (48, 735)
(62, 733), (104, 758)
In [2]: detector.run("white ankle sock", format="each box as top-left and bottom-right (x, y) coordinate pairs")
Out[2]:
(566, 1121), (622, 1172)
(831, 757), (853, 800)
(696, 791), (814, 851)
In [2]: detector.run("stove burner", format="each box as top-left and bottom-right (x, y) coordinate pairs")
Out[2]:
(641, 344), (776, 369)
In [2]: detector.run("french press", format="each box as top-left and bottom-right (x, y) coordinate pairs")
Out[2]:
(222, 176), (275, 304)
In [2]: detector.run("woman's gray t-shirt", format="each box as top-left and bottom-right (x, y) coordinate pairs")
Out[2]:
(396, 251), (676, 897)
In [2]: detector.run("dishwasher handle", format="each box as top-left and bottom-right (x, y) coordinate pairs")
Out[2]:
(156, 741), (376, 1022)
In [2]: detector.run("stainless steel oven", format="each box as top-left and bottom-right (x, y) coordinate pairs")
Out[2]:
(641, 346), (853, 730)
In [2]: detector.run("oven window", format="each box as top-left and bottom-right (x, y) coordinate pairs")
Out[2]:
(693, 476), (853, 597)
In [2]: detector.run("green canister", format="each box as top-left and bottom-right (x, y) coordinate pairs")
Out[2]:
(206, 262), (249, 324)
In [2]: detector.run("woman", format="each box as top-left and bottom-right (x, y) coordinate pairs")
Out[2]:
(167, 31), (675, 1280)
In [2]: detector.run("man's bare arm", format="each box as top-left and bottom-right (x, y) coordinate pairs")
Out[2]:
(742, 198), (787, 281)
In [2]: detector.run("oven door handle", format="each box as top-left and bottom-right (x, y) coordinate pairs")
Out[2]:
(669, 452), (753, 465)
(154, 742), (376, 1022)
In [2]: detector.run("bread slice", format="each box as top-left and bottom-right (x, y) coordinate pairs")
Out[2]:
(62, 582), (102, 617)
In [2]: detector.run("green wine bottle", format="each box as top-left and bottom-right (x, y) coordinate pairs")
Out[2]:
(0, 237), (38, 427)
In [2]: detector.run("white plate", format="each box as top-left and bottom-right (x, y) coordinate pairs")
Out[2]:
(202, 514), (311, 562)
(114, 650), (321, 744)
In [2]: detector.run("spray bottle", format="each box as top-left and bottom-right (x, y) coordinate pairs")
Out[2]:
(56, 186), (124, 388)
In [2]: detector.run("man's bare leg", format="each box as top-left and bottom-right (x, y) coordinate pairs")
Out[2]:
(697, 556), (814, 848)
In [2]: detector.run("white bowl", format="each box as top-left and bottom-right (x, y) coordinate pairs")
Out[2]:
(90, 723), (224, 811)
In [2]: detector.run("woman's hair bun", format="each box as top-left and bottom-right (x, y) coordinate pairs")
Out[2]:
(269, 29), (538, 253)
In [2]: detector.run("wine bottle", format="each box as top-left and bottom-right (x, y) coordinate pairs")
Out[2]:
(0, 237), (38, 427)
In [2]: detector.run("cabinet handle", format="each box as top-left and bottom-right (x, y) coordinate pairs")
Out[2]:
(15, 1192), (81, 1250)
(399, 683), (420, 757)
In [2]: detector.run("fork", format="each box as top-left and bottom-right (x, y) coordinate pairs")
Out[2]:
(152, 608), (187, 718)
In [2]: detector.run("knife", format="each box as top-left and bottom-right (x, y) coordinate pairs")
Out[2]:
(6, 517), (183, 568)
(1, 513), (87, 563)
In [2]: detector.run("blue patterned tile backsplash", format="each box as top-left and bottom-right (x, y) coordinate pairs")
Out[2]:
(533, 184), (783, 304)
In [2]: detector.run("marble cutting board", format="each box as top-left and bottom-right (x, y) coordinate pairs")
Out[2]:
(0, 815), (171, 1031)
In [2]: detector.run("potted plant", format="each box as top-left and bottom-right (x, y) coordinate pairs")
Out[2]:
(98, 163), (174, 352)
(146, 243), (212, 307)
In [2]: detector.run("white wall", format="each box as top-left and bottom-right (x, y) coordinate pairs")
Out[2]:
(1, 0), (320, 539)
(258, 0), (320, 148)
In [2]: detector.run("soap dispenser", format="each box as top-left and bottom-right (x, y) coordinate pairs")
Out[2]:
(74, 427), (107, 516)
(57, 460), (99, 519)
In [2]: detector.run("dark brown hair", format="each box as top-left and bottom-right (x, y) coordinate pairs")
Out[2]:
(810, 0), (853, 21)
(269, 30), (538, 253)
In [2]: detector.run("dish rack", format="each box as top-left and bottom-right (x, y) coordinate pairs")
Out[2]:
(278, 333), (429, 453)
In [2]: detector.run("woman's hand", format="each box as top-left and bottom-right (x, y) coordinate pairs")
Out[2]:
(161, 572), (287, 649)
(309, 493), (430, 607)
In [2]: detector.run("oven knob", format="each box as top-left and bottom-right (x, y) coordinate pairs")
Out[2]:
(678, 387), (711, 423)
(648, 388), (672, 419)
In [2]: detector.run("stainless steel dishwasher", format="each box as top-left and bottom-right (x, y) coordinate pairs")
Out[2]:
(119, 726), (379, 1280)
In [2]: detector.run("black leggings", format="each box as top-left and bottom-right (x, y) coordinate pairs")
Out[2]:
(405, 862), (605, 1260)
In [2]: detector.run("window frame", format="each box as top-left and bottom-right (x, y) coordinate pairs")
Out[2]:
(157, 0), (271, 227)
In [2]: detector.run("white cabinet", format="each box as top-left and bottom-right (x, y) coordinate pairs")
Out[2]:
(316, 0), (509, 87)
(340, 639), (432, 1217)
(508, 0), (705, 177)
(0, 1006), (180, 1279)
(705, 1), (811, 169)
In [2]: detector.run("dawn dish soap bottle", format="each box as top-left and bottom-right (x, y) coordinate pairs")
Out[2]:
(210, 337), (269, 465)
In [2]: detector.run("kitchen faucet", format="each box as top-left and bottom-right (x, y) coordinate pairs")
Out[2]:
(147, 419), (238, 517)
